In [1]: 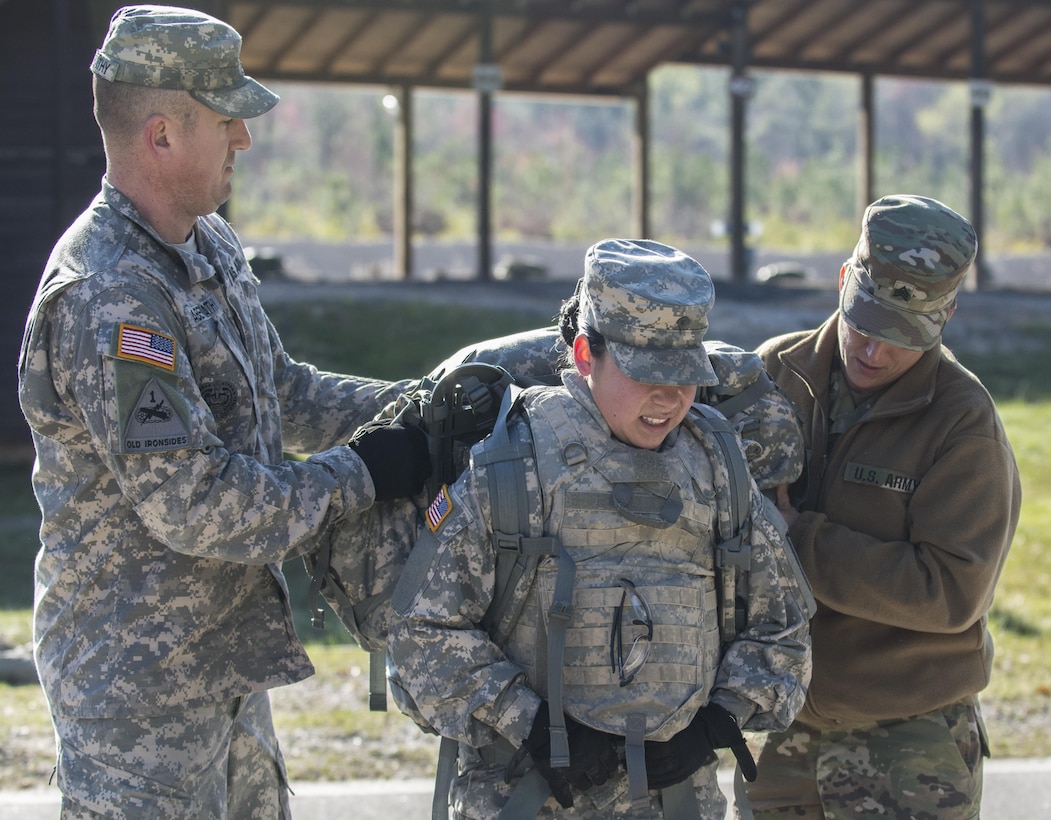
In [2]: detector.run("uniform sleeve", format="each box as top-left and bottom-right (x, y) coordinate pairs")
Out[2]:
(55, 282), (379, 565)
(787, 428), (1020, 632)
(711, 488), (814, 732)
(267, 315), (415, 454)
(387, 468), (541, 749)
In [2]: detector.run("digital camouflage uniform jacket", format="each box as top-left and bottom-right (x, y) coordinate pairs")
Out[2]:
(18, 181), (408, 719)
(388, 372), (813, 817)
(759, 313), (1021, 728)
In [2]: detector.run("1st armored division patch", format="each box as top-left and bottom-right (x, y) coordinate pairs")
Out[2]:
(105, 322), (194, 454)
(122, 377), (192, 452)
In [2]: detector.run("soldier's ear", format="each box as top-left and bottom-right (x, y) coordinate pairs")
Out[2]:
(144, 114), (173, 159)
(573, 334), (593, 376)
(838, 264), (847, 290)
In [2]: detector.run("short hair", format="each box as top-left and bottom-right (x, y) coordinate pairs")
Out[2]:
(93, 75), (199, 146)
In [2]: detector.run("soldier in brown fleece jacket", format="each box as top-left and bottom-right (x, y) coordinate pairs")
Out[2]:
(746, 195), (1021, 820)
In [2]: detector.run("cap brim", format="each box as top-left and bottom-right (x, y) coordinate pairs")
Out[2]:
(605, 340), (719, 387)
(191, 75), (278, 119)
(840, 269), (945, 352)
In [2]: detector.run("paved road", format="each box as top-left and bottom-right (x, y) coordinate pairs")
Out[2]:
(3, 758), (1049, 818)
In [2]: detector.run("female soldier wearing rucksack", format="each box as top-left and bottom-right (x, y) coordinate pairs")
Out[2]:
(385, 239), (814, 819)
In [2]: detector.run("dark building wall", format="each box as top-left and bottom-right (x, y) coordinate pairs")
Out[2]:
(0, 0), (117, 452)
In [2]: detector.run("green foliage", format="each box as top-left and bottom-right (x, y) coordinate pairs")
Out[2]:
(413, 95), (478, 234)
(230, 71), (1051, 255)
(988, 150), (1051, 250)
(981, 400), (1051, 756)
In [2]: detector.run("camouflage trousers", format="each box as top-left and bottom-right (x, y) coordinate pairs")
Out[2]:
(735, 696), (988, 820)
(448, 743), (727, 819)
(52, 690), (291, 819)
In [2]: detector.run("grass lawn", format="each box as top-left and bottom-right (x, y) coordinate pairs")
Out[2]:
(2, 296), (1049, 785)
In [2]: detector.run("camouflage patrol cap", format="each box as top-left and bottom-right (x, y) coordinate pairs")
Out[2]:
(578, 238), (718, 386)
(90, 5), (278, 119)
(840, 194), (977, 351)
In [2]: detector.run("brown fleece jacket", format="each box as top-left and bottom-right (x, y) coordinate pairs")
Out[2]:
(759, 313), (1021, 728)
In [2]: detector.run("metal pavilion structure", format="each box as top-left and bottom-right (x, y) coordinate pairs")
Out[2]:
(214, 0), (1051, 285)
(3, 0), (1051, 446)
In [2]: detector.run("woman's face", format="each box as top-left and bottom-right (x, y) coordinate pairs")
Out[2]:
(575, 336), (695, 450)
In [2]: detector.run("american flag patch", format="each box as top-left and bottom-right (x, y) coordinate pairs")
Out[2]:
(117, 324), (176, 370)
(426, 485), (453, 532)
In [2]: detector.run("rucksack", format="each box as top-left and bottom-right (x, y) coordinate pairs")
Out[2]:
(304, 332), (799, 707)
(401, 382), (761, 819)
(305, 335), (805, 818)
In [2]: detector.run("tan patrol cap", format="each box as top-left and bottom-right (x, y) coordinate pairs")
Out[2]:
(578, 239), (719, 387)
(840, 195), (977, 351)
(90, 4), (278, 119)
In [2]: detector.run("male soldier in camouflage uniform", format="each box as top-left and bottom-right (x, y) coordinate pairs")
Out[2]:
(746, 195), (1021, 818)
(17, 6), (429, 817)
(387, 239), (814, 819)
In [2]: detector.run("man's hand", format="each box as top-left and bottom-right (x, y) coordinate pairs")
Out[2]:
(349, 423), (431, 501)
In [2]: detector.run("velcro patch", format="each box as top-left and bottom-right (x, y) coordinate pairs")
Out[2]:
(426, 485), (453, 532)
(122, 378), (192, 452)
(116, 323), (176, 371)
(844, 461), (919, 494)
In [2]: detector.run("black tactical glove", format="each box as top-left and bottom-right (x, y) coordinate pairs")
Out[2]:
(348, 423), (431, 501)
(644, 703), (756, 790)
(518, 701), (620, 809)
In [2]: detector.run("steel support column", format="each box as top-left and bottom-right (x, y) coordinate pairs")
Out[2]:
(729, 0), (751, 283)
(970, 0), (990, 290)
(476, 4), (494, 281)
(632, 79), (651, 239)
(858, 72), (875, 217)
(392, 85), (413, 280)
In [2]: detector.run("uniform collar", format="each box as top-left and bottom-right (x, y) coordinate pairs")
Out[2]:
(102, 179), (218, 286)
(781, 311), (943, 418)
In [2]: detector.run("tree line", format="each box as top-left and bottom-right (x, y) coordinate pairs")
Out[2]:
(232, 65), (1051, 255)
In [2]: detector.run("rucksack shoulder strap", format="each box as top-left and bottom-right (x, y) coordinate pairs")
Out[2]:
(474, 386), (560, 642)
(688, 403), (751, 541)
(685, 403), (752, 645)
(433, 387), (566, 818)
